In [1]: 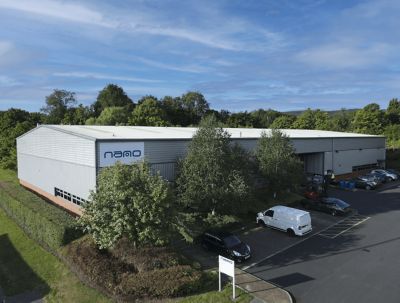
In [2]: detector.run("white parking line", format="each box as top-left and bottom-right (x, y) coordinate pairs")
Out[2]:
(329, 217), (370, 239)
(242, 215), (353, 271)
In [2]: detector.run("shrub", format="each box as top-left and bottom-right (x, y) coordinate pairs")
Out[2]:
(62, 236), (204, 300)
(0, 181), (80, 251)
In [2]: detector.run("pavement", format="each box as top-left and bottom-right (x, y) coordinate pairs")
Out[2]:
(235, 268), (293, 303)
(0, 286), (43, 303)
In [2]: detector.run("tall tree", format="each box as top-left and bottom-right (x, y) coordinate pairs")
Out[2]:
(79, 161), (174, 249)
(352, 103), (386, 135)
(386, 98), (400, 124)
(41, 89), (77, 124)
(180, 91), (210, 125)
(176, 115), (251, 223)
(251, 109), (281, 128)
(269, 115), (296, 129)
(93, 84), (134, 116)
(129, 97), (169, 126)
(293, 109), (329, 130)
(95, 106), (129, 125)
(255, 129), (303, 197)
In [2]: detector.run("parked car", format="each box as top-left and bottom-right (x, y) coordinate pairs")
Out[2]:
(201, 230), (251, 262)
(386, 168), (400, 178)
(371, 169), (398, 181)
(364, 173), (385, 184)
(302, 197), (351, 216)
(352, 177), (377, 190)
(256, 205), (312, 236)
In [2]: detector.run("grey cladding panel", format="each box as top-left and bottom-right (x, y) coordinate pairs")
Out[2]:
(333, 137), (385, 150)
(292, 138), (332, 153)
(144, 140), (190, 163)
(17, 126), (95, 167)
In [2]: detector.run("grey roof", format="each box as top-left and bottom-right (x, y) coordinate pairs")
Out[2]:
(32, 125), (384, 141)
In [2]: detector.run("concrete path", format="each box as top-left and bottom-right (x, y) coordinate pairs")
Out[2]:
(235, 268), (293, 303)
(0, 287), (43, 303)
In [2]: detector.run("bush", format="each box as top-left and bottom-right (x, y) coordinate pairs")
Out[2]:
(0, 181), (80, 251)
(62, 236), (204, 301)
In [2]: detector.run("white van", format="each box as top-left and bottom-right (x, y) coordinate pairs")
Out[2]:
(256, 205), (312, 236)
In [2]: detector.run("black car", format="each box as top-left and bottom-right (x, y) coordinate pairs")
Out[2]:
(201, 230), (251, 262)
(352, 177), (377, 190)
(301, 197), (351, 216)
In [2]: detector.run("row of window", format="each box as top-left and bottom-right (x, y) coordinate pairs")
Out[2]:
(54, 187), (87, 206)
(352, 163), (378, 172)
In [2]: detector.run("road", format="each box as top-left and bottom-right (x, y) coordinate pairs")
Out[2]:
(246, 183), (400, 303)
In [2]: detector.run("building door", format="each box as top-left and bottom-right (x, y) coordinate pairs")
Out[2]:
(299, 153), (324, 175)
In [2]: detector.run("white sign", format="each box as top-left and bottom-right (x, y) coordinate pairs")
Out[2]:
(99, 142), (144, 167)
(218, 255), (235, 299)
(219, 255), (235, 277)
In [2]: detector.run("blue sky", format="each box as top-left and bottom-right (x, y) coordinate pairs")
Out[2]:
(0, 0), (399, 112)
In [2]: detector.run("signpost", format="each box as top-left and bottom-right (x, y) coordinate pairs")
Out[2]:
(219, 255), (235, 300)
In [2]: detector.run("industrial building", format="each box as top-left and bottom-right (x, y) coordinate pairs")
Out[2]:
(17, 125), (385, 215)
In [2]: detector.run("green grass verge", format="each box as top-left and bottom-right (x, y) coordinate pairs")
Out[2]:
(179, 285), (252, 303)
(0, 206), (110, 302)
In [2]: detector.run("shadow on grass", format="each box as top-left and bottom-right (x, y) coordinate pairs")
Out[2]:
(0, 234), (50, 299)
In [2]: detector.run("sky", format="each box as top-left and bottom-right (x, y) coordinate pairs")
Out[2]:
(0, 0), (399, 112)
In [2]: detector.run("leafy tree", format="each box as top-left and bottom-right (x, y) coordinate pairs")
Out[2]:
(269, 115), (296, 129)
(226, 111), (255, 128)
(292, 109), (330, 130)
(251, 109), (281, 128)
(255, 129), (303, 196)
(384, 124), (400, 148)
(129, 97), (169, 126)
(93, 84), (134, 116)
(180, 91), (210, 125)
(161, 96), (184, 126)
(176, 115), (251, 223)
(386, 98), (400, 124)
(0, 109), (42, 169)
(62, 104), (92, 125)
(41, 89), (77, 124)
(95, 106), (129, 125)
(352, 103), (386, 135)
(328, 109), (354, 132)
(79, 161), (174, 249)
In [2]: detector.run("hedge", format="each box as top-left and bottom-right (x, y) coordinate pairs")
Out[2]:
(0, 181), (81, 251)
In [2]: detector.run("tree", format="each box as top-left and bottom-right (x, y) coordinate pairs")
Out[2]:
(129, 97), (169, 126)
(180, 91), (210, 125)
(255, 129), (303, 196)
(386, 98), (400, 124)
(226, 111), (255, 128)
(93, 84), (134, 116)
(62, 104), (92, 125)
(176, 115), (251, 223)
(251, 109), (281, 128)
(292, 109), (330, 130)
(0, 109), (42, 169)
(384, 124), (400, 148)
(41, 89), (77, 124)
(352, 103), (386, 135)
(95, 106), (129, 125)
(79, 161), (174, 249)
(270, 115), (296, 129)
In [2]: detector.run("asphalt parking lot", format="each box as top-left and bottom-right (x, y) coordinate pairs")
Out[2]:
(246, 182), (400, 303)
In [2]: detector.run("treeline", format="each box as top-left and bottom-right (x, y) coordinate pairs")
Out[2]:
(1, 83), (400, 169)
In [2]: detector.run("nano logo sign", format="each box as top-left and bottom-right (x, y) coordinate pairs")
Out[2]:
(104, 150), (142, 159)
(99, 142), (144, 167)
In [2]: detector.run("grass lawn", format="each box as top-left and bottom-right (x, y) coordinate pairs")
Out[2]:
(0, 206), (110, 302)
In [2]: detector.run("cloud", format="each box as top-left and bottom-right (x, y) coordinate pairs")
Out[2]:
(53, 71), (163, 83)
(0, 0), (116, 28)
(296, 42), (391, 69)
(0, 40), (13, 56)
(0, 0), (284, 52)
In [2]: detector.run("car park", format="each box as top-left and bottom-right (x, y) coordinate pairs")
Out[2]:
(256, 205), (312, 236)
(201, 230), (251, 262)
(371, 169), (398, 181)
(301, 197), (351, 216)
(352, 177), (377, 190)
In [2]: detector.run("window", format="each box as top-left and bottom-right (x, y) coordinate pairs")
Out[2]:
(53, 187), (86, 206)
(352, 163), (378, 172)
(265, 210), (274, 217)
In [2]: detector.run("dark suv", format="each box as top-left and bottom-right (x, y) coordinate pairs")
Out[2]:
(301, 197), (351, 216)
(201, 230), (251, 262)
